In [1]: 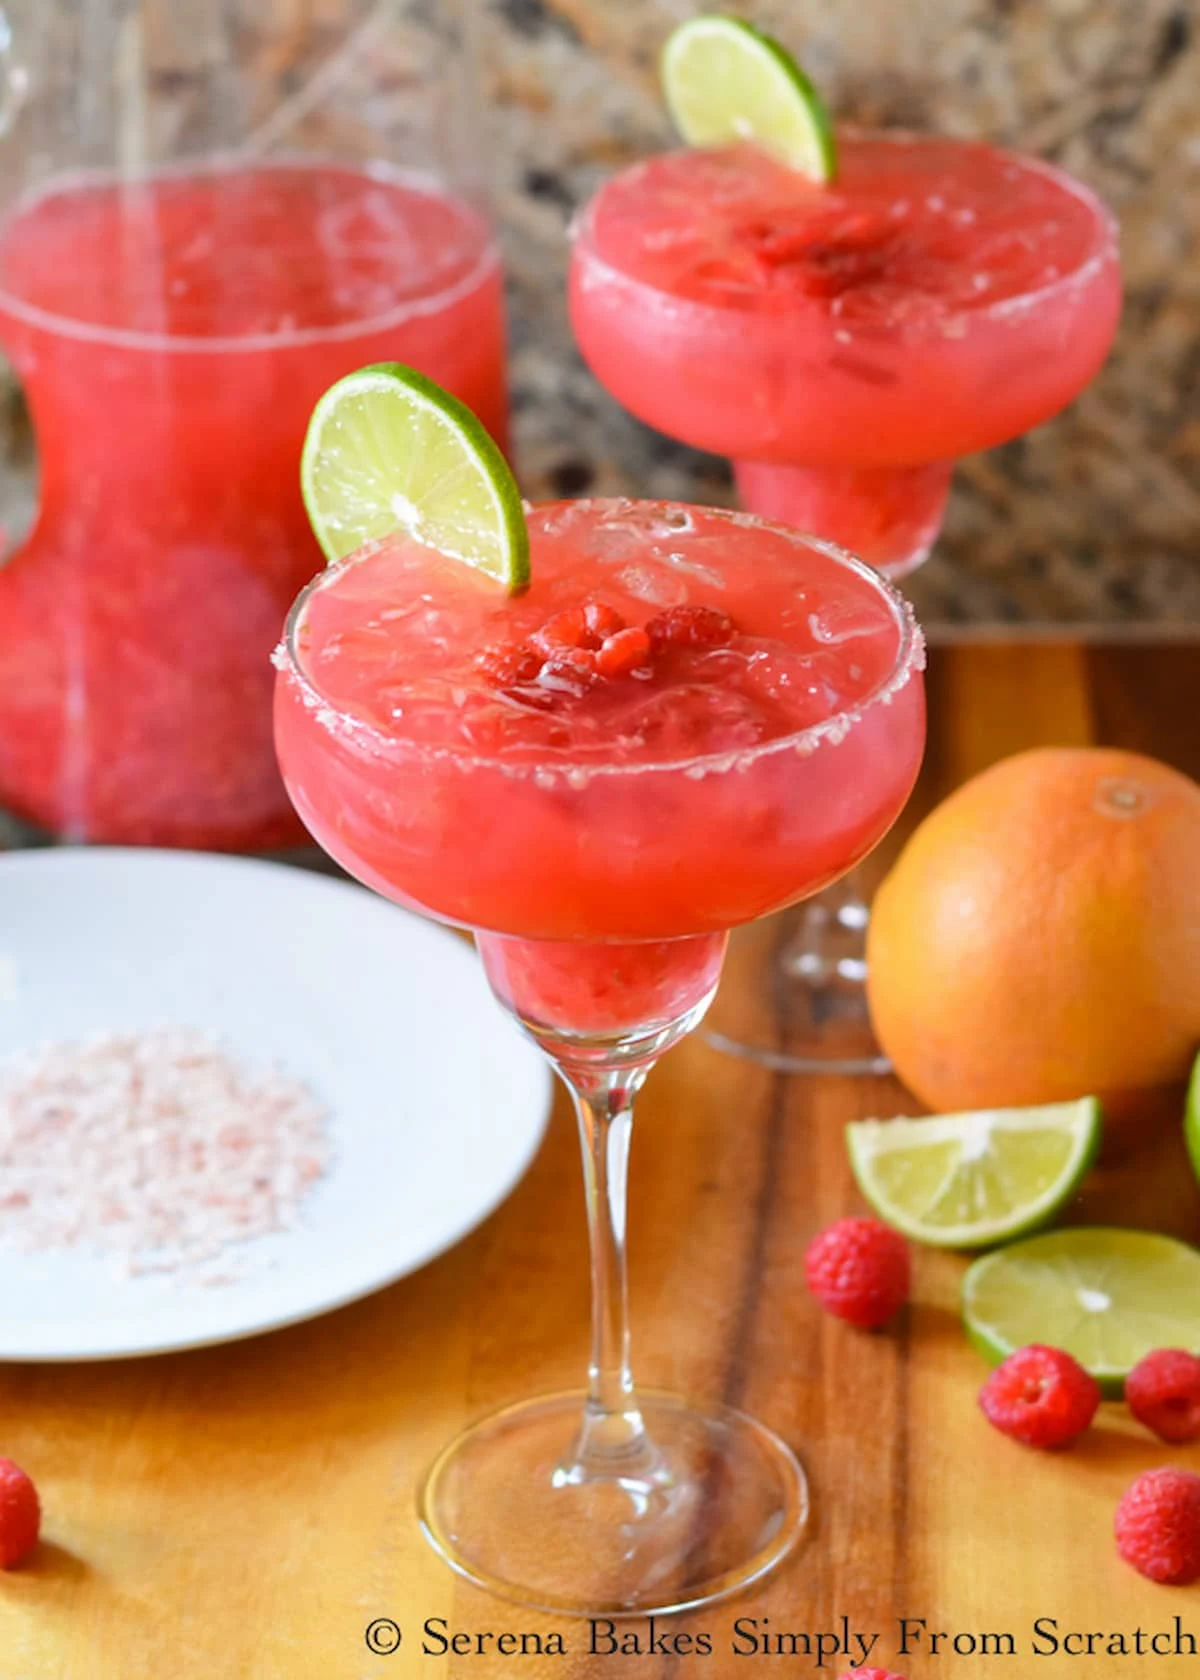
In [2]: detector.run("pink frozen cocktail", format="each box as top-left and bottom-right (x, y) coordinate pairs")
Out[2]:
(570, 133), (1120, 574)
(274, 499), (925, 1034)
(274, 493), (925, 1616)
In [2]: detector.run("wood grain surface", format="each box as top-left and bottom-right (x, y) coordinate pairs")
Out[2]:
(1, 642), (1198, 1679)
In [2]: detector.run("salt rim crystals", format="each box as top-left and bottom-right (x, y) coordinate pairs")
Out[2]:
(278, 496), (924, 788)
(0, 1027), (330, 1282)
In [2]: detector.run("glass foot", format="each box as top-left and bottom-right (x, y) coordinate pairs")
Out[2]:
(732, 457), (952, 581)
(704, 888), (892, 1075)
(418, 1389), (808, 1616)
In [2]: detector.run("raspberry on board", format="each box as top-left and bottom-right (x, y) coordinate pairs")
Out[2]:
(804, 1217), (911, 1330)
(0, 1458), (41, 1569)
(1115, 1468), (1200, 1586)
(978, 1344), (1100, 1450)
(1125, 1349), (1200, 1444)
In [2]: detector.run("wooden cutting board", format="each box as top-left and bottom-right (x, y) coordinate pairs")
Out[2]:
(0, 641), (1198, 1678)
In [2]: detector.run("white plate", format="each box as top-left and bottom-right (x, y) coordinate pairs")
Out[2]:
(0, 848), (551, 1360)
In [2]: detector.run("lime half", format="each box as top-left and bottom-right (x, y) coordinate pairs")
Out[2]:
(963, 1228), (1200, 1397)
(1186, 1049), (1200, 1185)
(847, 1099), (1101, 1250)
(661, 15), (837, 182)
(301, 363), (529, 591)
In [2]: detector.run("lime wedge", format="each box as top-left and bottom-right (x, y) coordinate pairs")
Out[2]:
(301, 363), (529, 591)
(963, 1228), (1200, 1397)
(661, 14), (837, 182)
(847, 1099), (1102, 1250)
(1186, 1049), (1200, 1185)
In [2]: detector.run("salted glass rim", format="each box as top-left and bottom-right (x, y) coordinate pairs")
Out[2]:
(277, 497), (926, 784)
(0, 154), (500, 355)
(570, 126), (1120, 334)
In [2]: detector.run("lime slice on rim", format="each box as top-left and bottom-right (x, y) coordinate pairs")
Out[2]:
(847, 1098), (1102, 1250)
(301, 362), (530, 591)
(1186, 1049), (1200, 1185)
(963, 1227), (1200, 1397)
(660, 14), (837, 183)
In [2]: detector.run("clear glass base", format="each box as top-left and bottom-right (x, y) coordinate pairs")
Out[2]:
(704, 877), (892, 1075)
(418, 1389), (808, 1616)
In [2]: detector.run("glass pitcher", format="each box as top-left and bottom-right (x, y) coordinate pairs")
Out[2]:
(0, 0), (505, 848)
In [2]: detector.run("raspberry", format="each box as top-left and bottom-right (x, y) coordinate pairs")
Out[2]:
(531, 607), (590, 655)
(804, 1218), (910, 1330)
(978, 1345), (1100, 1450)
(0, 1458), (40, 1569)
(1115, 1468), (1200, 1585)
(645, 604), (736, 651)
(1126, 1350), (1200, 1444)
(595, 627), (653, 679)
(582, 600), (626, 644)
(537, 647), (599, 697)
(475, 640), (542, 688)
(837, 1671), (908, 1680)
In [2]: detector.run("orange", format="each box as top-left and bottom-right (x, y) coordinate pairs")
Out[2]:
(867, 748), (1200, 1118)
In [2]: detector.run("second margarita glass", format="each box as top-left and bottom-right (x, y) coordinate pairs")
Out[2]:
(570, 127), (1120, 1069)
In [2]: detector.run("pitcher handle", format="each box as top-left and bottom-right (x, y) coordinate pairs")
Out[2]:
(0, 8), (27, 139)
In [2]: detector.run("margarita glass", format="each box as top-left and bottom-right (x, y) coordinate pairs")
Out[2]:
(570, 131), (1120, 1067)
(570, 133), (1120, 575)
(274, 498), (925, 1614)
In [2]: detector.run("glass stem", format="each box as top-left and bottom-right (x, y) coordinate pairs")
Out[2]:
(556, 1062), (658, 1482)
(786, 865), (872, 988)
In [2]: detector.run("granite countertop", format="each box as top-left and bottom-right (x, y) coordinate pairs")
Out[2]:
(489, 0), (1200, 632)
(0, 0), (1195, 634)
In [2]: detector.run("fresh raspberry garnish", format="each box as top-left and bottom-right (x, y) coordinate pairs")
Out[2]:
(837, 1670), (908, 1680)
(1126, 1350), (1200, 1444)
(978, 1345), (1100, 1450)
(582, 600), (626, 643)
(1115, 1468), (1200, 1585)
(645, 604), (736, 651)
(0, 1458), (40, 1569)
(596, 627), (653, 679)
(475, 641), (542, 688)
(481, 600), (733, 700)
(804, 1218), (910, 1330)
(532, 607), (591, 655)
(537, 647), (599, 697)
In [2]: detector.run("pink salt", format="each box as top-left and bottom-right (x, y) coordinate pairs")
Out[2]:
(0, 1028), (329, 1279)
